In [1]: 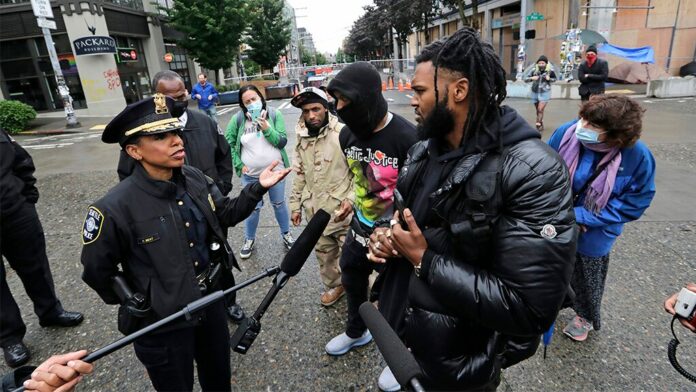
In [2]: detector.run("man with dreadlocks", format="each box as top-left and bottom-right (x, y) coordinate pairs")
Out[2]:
(368, 29), (577, 391)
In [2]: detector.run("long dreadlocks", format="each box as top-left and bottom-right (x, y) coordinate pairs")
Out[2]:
(431, 27), (508, 151)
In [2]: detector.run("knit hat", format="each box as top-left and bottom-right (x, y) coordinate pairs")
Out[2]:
(586, 45), (598, 54)
(537, 55), (549, 63)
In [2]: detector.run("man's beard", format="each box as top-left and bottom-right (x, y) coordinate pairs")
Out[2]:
(417, 96), (456, 141)
(305, 115), (329, 136)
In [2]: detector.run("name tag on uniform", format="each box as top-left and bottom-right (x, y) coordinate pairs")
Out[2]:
(137, 234), (161, 245)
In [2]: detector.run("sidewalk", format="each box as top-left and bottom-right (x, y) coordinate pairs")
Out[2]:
(21, 115), (108, 135)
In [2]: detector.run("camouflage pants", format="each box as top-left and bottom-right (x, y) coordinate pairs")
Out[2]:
(314, 229), (348, 289)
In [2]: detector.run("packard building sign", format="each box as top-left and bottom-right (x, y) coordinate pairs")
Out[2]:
(73, 36), (116, 56)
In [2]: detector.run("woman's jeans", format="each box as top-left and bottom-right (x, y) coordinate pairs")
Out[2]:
(241, 173), (290, 240)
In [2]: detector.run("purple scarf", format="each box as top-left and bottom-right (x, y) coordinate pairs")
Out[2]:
(558, 122), (622, 213)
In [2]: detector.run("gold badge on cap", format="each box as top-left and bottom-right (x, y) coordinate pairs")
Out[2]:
(154, 93), (168, 114)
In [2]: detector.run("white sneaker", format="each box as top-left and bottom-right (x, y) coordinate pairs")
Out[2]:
(378, 366), (401, 391)
(325, 330), (372, 356)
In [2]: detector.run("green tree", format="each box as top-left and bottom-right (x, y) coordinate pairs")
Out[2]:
(374, 0), (419, 64)
(343, 5), (389, 60)
(245, 0), (291, 72)
(315, 53), (327, 65)
(335, 48), (346, 63)
(163, 0), (248, 84)
(441, 0), (481, 30)
(299, 42), (314, 65)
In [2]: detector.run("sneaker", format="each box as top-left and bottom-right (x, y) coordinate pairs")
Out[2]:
(282, 232), (295, 250)
(325, 330), (372, 356)
(240, 239), (254, 259)
(378, 366), (401, 392)
(321, 285), (345, 307)
(563, 315), (593, 342)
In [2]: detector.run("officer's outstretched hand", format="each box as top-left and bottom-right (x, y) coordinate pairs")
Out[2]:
(23, 350), (94, 392)
(259, 160), (291, 190)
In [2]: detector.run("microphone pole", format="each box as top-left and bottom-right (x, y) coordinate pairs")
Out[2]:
(359, 302), (425, 392)
(10, 266), (279, 392)
(231, 209), (330, 354)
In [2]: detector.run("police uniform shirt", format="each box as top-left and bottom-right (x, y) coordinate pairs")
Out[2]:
(174, 174), (210, 275)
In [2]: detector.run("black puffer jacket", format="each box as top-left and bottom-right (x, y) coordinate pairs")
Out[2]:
(398, 107), (576, 389)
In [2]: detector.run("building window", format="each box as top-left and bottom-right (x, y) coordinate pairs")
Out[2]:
(164, 42), (192, 90)
(0, 35), (87, 111)
(112, 36), (151, 104)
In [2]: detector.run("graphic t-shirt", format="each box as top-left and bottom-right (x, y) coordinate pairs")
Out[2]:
(339, 112), (417, 230)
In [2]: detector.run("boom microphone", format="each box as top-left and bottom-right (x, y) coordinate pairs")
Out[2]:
(359, 302), (425, 392)
(231, 209), (330, 354)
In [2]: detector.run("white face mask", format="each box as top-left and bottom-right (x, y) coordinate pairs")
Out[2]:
(246, 101), (263, 122)
(574, 119), (606, 144)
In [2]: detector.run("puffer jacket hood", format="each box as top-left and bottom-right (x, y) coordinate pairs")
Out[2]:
(462, 105), (540, 155)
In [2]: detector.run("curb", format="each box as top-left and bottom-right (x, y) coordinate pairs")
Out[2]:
(18, 129), (85, 136)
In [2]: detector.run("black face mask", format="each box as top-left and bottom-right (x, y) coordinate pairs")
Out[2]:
(305, 113), (329, 136)
(171, 100), (188, 118)
(338, 102), (373, 140)
(417, 94), (456, 142)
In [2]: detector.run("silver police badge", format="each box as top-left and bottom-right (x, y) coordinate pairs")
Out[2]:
(540, 224), (557, 239)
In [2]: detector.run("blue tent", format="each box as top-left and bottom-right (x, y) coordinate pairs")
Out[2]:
(598, 44), (655, 63)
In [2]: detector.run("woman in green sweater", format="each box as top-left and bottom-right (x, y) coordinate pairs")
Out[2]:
(225, 85), (294, 259)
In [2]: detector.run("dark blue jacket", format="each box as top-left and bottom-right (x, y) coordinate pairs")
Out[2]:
(548, 120), (656, 257)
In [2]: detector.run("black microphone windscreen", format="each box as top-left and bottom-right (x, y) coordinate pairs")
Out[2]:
(279, 209), (330, 276)
(359, 302), (422, 386)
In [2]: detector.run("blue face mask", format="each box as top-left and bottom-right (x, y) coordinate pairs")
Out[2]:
(246, 101), (263, 122)
(574, 120), (605, 144)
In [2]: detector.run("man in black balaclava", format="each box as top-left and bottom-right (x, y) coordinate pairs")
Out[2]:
(324, 62), (418, 358)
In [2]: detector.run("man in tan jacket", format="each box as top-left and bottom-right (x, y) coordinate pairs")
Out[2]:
(289, 87), (353, 306)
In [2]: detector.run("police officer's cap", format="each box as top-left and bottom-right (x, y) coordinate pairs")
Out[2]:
(102, 93), (183, 146)
(291, 87), (328, 108)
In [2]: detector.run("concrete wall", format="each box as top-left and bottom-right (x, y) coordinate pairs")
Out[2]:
(60, 3), (126, 116)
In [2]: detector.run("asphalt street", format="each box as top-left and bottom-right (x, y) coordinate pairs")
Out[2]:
(2, 90), (695, 391)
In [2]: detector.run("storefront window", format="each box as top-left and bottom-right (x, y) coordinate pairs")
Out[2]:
(0, 35), (88, 111)
(113, 36), (151, 104)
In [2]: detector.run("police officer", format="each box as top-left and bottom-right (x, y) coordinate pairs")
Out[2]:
(80, 94), (290, 391)
(1, 127), (84, 368)
(116, 70), (245, 322)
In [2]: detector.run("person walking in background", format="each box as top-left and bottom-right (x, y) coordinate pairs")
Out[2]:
(1, 127), (84, 369)
(548, 95), (656, 342)
(191, 73), (219, 123)
(578, 46), (608, 102)
(289, 87), (353, 307)
(526, 55), (556, 132)
(225, 85), (295, 259)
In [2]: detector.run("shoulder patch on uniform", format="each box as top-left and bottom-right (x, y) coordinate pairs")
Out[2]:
(82, 206), (104, 245)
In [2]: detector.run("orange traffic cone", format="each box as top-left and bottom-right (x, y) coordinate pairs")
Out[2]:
(405, 81), (412, 90)
(382, 81), (387, 91)
(398, 80), (404, 92)
(388, 78), (394, 90)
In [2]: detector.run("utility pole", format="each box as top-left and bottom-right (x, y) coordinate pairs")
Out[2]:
(516, 0), (527, 81)
(31, 0), (79, 127)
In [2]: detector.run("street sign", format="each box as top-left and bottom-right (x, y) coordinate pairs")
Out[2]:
(526, 12), (544, 21)
(30, 0), (53, 19)
(36, 17), (56, 30)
